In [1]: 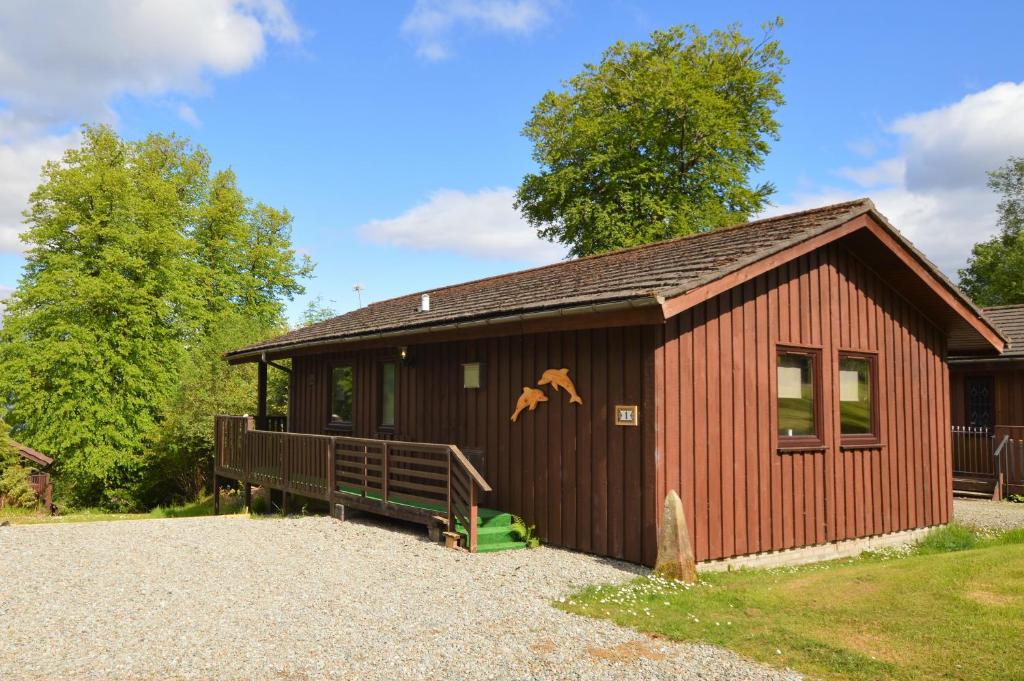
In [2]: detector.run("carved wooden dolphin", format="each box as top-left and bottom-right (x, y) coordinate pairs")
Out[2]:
(538, 368), (583, 405)
(510, 386), (548, 422)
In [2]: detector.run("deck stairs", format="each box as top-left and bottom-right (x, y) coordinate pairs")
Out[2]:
(953, 473), (999, 500)
(453, 508), (528, 553)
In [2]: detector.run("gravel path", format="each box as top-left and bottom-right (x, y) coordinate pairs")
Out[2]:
(0, 515), (796, 680)
(954, 498), (1024, 532)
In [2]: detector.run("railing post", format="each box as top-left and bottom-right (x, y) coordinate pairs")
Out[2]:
(281, 433), (289, 492)
(327, 437), (336, 501)
(382, 441), (390, 504)
(468, 480), (478, 553)
(364, 444), (372, 497)
(447, 450), (454, 534)
(243, 416), (253, 481)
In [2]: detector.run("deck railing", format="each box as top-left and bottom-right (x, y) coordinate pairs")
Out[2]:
(951, 425), (1024, 499)
(951, 426), (996, 476)
(213, 415), (492, 551)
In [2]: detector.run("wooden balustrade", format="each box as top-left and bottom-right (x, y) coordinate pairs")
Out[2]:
(213, 415), (492, 551)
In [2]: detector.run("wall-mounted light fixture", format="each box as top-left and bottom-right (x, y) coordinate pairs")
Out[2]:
(399, 346), (416, 368)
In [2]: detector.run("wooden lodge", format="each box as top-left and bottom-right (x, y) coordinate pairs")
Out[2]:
(11, 440), (53, 511)
(949, 304), (1024, 498)
(215, 198), (1003, 566)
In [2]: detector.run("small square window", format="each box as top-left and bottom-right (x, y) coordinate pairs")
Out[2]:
(462, 362), (482, 389)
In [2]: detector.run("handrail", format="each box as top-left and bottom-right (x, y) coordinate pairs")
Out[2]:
(993, 434), (1011, 459)
(449, 445), (492, 492)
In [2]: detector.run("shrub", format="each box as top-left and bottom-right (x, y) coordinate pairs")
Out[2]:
(0, 464), (38, 509)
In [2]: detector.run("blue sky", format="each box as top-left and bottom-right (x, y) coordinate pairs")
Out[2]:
(2, 1), (1024, 323)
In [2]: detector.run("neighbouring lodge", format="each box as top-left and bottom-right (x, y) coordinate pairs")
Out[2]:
(949, 304), (1024, 498)
(216, 198), (1003, 567)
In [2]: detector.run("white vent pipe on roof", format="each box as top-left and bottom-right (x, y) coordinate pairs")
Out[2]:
(421, 294), (431, 312)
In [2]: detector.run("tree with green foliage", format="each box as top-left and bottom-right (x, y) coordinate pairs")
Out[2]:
(301, 295), (337, 326)
(516, 20), (787, 257)
(0, 125), (311, 509)
(960, 157), (1024, 306)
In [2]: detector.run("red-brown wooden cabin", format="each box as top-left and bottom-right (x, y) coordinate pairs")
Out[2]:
(216, 198), (1003, 567)
(950, 304), (1024, 498)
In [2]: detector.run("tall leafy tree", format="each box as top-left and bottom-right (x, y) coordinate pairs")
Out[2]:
(0, 126), (310, 509)
(960, 156), (1024, 306)
(516, 21), (787, 257)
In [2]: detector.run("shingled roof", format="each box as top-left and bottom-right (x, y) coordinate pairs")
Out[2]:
(227, 197), (997, 360)
(980, 305), (1024, 358)
(11, 441), (52, 468)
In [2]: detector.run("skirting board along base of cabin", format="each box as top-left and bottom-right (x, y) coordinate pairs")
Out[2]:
(697, 525), (942, 573)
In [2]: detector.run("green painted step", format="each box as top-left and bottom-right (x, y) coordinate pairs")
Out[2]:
(455, 510), (528, 552)
(336, 486), (527, 553)
(475, 541), (530, 553)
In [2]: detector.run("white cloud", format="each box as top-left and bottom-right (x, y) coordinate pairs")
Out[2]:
(177, 104), (202, 127)
(835, 157), (905, 188)
(768, 81), (1024, 279)
(0, 0), (299, 253)
(0, 130), (82, 253)
(0, 285), (12, 317)
(357, 187), (566, 263)
(401, 0), (552, 60)
(891, 82), (1024, 193)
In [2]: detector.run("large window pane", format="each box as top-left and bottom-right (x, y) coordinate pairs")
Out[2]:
(778, 353), (816, 438)
(840, 356), (873, 435)
(331, 366), (353, 424)
(380, 362), (396, 427)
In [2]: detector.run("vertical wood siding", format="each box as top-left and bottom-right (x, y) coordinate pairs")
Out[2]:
(653, 243), (952, 562)
(950, 365), (1024, 427)
(288, 327), (657, 565)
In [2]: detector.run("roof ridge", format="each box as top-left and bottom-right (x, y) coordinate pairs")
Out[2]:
(353, 197), (873, 312)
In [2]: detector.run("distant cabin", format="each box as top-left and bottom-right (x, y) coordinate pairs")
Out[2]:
(219, 198), (1002, 567)
(11, 440), (53, 511)
(949, 304), (1024, 498)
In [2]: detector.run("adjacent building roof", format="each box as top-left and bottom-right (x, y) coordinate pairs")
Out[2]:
(227, 198), (1002, 361)
(979, 304), (1024, 358)
(11, 441), (52, 468)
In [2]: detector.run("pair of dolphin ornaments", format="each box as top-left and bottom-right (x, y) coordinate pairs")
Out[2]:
(510, 368), (583, 422)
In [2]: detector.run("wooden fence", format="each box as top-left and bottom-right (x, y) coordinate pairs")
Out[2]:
(213, 415), (492, 550)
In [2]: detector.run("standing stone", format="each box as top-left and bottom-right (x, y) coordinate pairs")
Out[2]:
(654, 490), (697, 582)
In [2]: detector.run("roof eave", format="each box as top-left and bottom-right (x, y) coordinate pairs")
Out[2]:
(225, 295), (665, 363)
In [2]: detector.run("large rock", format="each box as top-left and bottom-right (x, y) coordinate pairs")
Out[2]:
(654, 490), (697, 582)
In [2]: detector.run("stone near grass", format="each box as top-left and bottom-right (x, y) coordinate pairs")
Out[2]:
(654, 490), (697, 582)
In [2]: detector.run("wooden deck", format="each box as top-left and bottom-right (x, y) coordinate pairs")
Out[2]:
(213, 415), (492, 551)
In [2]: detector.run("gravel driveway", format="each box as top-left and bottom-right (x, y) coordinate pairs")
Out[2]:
(0, 515), (795, 680)
(954, 498), (1024, 532)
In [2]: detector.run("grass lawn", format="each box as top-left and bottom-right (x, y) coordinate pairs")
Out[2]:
(560, 526), (1024, 681)
(0, 493), (245, 525)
